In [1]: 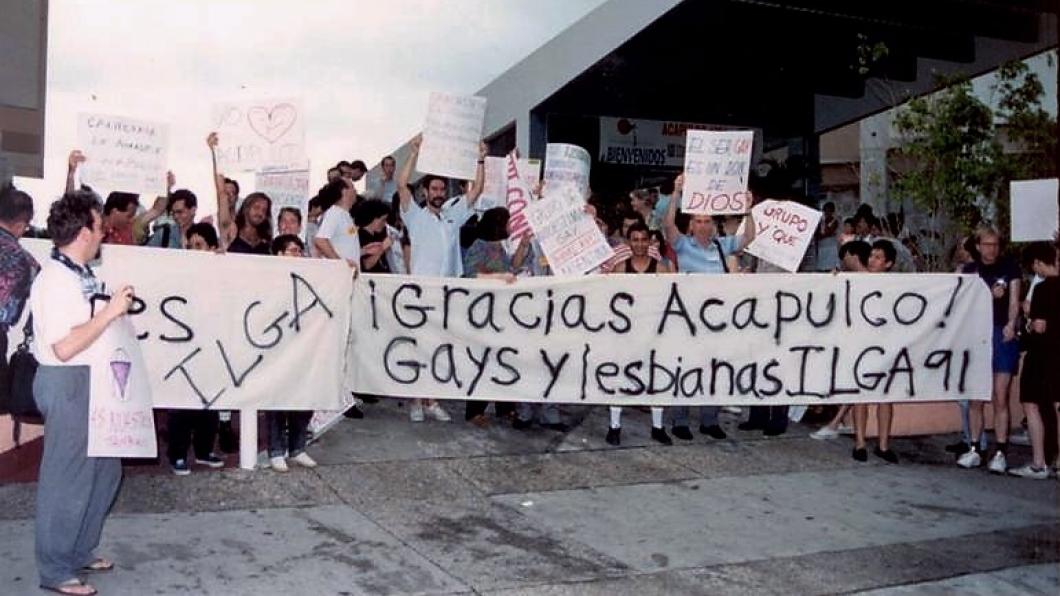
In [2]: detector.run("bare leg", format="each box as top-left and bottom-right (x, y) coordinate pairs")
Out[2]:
(877, 403), (894, 451)
(853, 404), (868, 449)
(968, 401), (984, 449)
(992, 373), (1012, 443)
(1024, 403), (1046, 468)
(827, 404), (851, 430)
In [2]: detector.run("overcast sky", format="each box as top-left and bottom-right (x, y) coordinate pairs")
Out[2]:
(15, 0), (608, 223)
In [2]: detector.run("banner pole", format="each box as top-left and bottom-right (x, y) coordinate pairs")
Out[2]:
(239, 409), (257, 470)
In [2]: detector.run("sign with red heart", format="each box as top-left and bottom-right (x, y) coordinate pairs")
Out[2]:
(211, 98), (305, 172)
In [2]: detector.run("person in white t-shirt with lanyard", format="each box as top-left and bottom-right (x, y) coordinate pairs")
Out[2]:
(396, 133), (487, 422)
(30, 191), (135, 596)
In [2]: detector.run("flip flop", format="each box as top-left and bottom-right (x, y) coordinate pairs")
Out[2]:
(80, 558), (114, 573)
(41, 578), (97, 596)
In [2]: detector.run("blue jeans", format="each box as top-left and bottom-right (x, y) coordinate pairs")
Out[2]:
(670, 406), (719, 428)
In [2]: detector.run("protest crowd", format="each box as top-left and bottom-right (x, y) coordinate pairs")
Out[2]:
(0, 122), (1057, 595)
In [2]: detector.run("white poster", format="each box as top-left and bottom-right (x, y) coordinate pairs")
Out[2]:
(481, 156), (540, 212)
(599, 116), (763, 168)
(525, 185), (614, 276)
(350, 273), (992, 406)
(504, 151), (537, 243)
(87, 318), (156, 458)
(1010, 178), (1059, 242)
(744, 200), (823, 272)
(417, 91), (487, 180)
(255, 168), (311, 228)
(212, 98), (306, 173)
(22, 240), (352, 410)
(544, 143), (591, 199)
(682, 130), (755, 215)
(77, 113), (169, 197)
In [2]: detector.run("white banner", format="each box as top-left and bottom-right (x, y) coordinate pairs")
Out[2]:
(682, 130), (755, 215)
(1010, 178), (1059, 242)
(418, 92), (487, 180)
(481, 156), (540, 211)
(22, 240), (351, 410)
(599, 117), (763, 168)
(526, 186), (614, 276)
(212, 98), (306, 173)
(350, 273), (992, 405)
(745, 200), (823, 273)
(544, 143), (591, 198)
(77, 113), (169, 197)
(255, 168), (311, 228)
(87, 318), (156, 458)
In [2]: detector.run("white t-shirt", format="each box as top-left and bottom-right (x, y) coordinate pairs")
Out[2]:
(403, 198), (472, 277)
(29, 261), (94, 366)
(315, 205), (361, 262)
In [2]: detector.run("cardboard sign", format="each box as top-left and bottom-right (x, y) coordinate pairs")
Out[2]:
(255, 168), (311, 229)
(544, 143), (591, 199)
(504, 151), (537, 243)
(525, 185), (614, 276)
(417, 91), (487, 180)
(212, 98), (306, 172)
(682, 130), (754, 215)
(350, 273), (993, 406)
(481, 156), (540, 211)
(1010, 178), (1059, 242)
(77, 113), (169, 197)
(744, 200), (823, 272)
(88, 317), (156, 458)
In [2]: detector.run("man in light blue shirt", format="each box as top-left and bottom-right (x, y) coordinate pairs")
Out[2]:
(662, 174), (756, 440)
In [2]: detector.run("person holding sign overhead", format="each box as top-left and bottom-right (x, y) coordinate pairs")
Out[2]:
(396, 133), (487, 423)
(662, 173), (756, 441)
(30, 191), (135, 596)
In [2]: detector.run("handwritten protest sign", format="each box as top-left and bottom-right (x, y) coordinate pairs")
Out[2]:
(682, 130), (754, 215)
(504, 151), (537, 243)
(544, 143), (591, 198)
(1010, 178), (1059, 242)
(20, 240), (351, 410)
(418, 92), (487, 180)
(744, 200), (823, 272)
(525, 185), (614, 276)
(350, 272), (992, 406)
(77, 113), (169, 197)
(212, 98), (306, 172)
(88, 318), (155, 458)
(481, 156), (540, 211)
(256, 168), (311, 228)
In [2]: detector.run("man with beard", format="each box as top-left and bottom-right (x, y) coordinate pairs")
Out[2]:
(395, 133), (486, 422)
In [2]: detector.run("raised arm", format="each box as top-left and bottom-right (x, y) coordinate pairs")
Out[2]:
(396, 134), (422, 213)
(466, 141), (488, 207)
(65, 150), (85, 193)
(662, 174), (683, 245)
(735, 206), (756, 252)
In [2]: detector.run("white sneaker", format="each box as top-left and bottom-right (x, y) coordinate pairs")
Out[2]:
(425, 402), (451, 422)
(956, 448), (981, 469)
(836, 424), (854, 435)
(270, 456), (289, 473)
(1008, 464), (1048, 480)
(987, 451), (1007, 474)
(410, 402), (425, 422)
(721, 406), (741, 414)
(810, 426), (840, 440)
(291, 452), (317, 468)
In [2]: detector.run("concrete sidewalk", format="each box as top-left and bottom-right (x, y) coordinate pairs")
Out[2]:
(1, 401), (1057, 595)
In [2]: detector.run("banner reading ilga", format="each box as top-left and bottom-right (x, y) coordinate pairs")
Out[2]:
(21, 240), (351, 410)
(349, 273), (992, 406)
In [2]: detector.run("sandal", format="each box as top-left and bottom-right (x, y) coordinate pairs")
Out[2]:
(41, 578), (97, 596)
(81, 557), (114, 572)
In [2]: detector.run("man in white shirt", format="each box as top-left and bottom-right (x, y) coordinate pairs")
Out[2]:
(396, 133), (487, 421)
(314, 177), (360, 266)
(30, 190), (134, 596)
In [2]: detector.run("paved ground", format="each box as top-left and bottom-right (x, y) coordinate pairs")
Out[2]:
(1, 401), (1057, 595)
